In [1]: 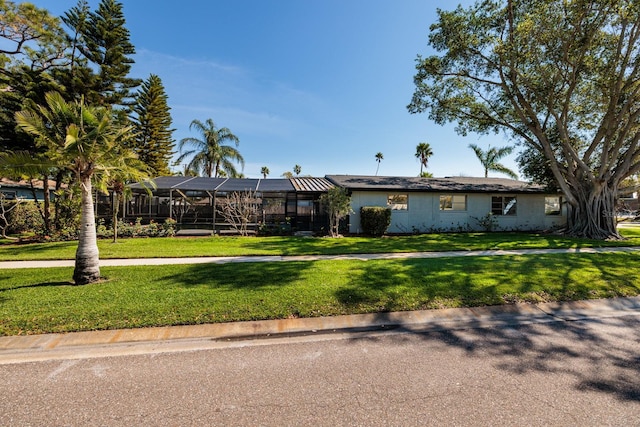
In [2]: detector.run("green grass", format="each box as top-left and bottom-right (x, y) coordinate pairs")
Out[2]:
(1, 228), (640, 261)
(1, 252), (639, 335)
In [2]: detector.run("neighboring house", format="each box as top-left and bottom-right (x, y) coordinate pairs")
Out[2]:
(0, 178), (57, 201)
(325, 175), (566, 234)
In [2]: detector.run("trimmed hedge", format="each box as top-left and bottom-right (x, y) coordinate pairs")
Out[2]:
(360, 206), (391, 236)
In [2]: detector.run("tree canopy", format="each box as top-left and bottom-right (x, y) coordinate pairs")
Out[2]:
(415, 142), (433, 176)
(375, 152), (383, 176)
(131, 74), (175, 176)
(468, 144), (518, 179)
(15, 92), (150, 284)
(177, 118), (244, 178)
(408, 0), (640, 239)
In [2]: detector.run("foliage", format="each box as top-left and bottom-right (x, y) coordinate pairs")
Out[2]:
(52, 187), (80, 234)
(177, 118), (244, 178)
(0, 195), (23, 238)
(468, 144), (518, 179)
(473, 212), (499, 232)
(96, 217), (176, 238)
(516, 146), (559, 191)
(360, 206), (391, 236)
(0, 0), (68, 69)
(76, 0), (140, 107)
(3, 200), (44, 236)
(408, 0), (640, 240)
(293, 164), (302, 176)
(261, 166), (270, 178)
(415, 142), (433, 176)
(320, 186), (353, 237)
(15, 91), (150, 284)
(375, 152), (383, 176)
(131, 74), (175, 176)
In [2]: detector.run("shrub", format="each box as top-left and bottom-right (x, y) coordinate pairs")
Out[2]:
(96, 218), (177, 238)
(161, 218), (177, 237)
(7, 202), (45, 235)
(474, 212), (499, 231)
(360, 206), (391, 236)
(52, 188), (80, 234)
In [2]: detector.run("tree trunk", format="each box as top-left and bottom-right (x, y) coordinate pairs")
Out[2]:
(27, 177), (50, 235)
(42, 176), (51, 236)
(73, 176), (101, 285)
(565, 181), (620, 240)
(112, 191), (119, 243)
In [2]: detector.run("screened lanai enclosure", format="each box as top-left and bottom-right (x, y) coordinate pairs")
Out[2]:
(119, 176), (334, 235)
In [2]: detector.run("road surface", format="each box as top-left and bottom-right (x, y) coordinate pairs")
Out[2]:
(1, 313), (639, 426)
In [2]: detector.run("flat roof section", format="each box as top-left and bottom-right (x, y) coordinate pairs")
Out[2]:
(256, 179), (295, 192)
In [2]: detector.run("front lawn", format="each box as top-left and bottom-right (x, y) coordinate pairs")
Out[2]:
(1, 228), (640, 261)
(1, 252), (639, 335)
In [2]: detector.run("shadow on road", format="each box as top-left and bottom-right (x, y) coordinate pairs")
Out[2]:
(361, 310), (640, 403)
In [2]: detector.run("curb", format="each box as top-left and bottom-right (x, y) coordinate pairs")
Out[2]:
(1, 296), (639, 364)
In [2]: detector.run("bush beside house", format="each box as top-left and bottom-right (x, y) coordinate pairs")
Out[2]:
(360, 206), (391, 236)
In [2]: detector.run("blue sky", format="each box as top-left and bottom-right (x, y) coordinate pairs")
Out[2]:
(32, 0), (520, 179)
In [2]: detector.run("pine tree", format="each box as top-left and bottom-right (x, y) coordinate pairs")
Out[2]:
(79, 0), (140, 108)
(57, 0), (97, 103)
(131, 74), (175, 176)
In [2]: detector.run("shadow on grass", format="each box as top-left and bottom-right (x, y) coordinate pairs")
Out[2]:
(238, 231), (639, 259)
(0, 281), (74, 292)
(336, 253), (640, 311)
(340, 253), (640, 403)
(157, 261), (311, 290)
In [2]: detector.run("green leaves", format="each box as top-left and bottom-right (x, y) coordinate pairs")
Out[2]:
(178, 118), (244, 178)
(409, 0), (640, 238)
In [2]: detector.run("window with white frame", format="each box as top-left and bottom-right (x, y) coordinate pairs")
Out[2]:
(545, 196), (562, 215)
(387, 194), (408, 210)
(439, 194), (467, 211)
(491, 196), (517, 215)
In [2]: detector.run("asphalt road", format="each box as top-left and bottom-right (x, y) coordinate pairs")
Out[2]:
(1, 314), (639, 426)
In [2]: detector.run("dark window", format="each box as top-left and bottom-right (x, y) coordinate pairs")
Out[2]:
(491, 196), (517, 216)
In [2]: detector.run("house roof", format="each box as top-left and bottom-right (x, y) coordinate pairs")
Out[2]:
(128, 175), (549, 195)
(216, 178), (260, 192)
(325, 175), (549, 194)
(129, 176), (296, 193)
(0, 177), (59, 190)
(290, 177), (335, 192)
(256, 179), (295, 192)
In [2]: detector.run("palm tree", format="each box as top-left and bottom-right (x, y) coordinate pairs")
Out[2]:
(375, 152), (383, 176)
(104, 155), (152, 243)
(415, 142), (433, 176)
(15, 92), (151, 285)
(261, 166), (270, 179)
(293, 164), (302, 176)
(177, 118), (244, 178)
(468, 143), (518, 179)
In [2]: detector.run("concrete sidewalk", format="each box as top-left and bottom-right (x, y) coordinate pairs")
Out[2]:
(1, 296), (639, 364)
(2, 245), (640, 269)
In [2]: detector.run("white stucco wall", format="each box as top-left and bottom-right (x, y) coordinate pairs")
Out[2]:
(348, 191), (566, 233)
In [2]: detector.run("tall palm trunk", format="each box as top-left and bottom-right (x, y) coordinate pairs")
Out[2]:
(73, 176), (100, 285)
